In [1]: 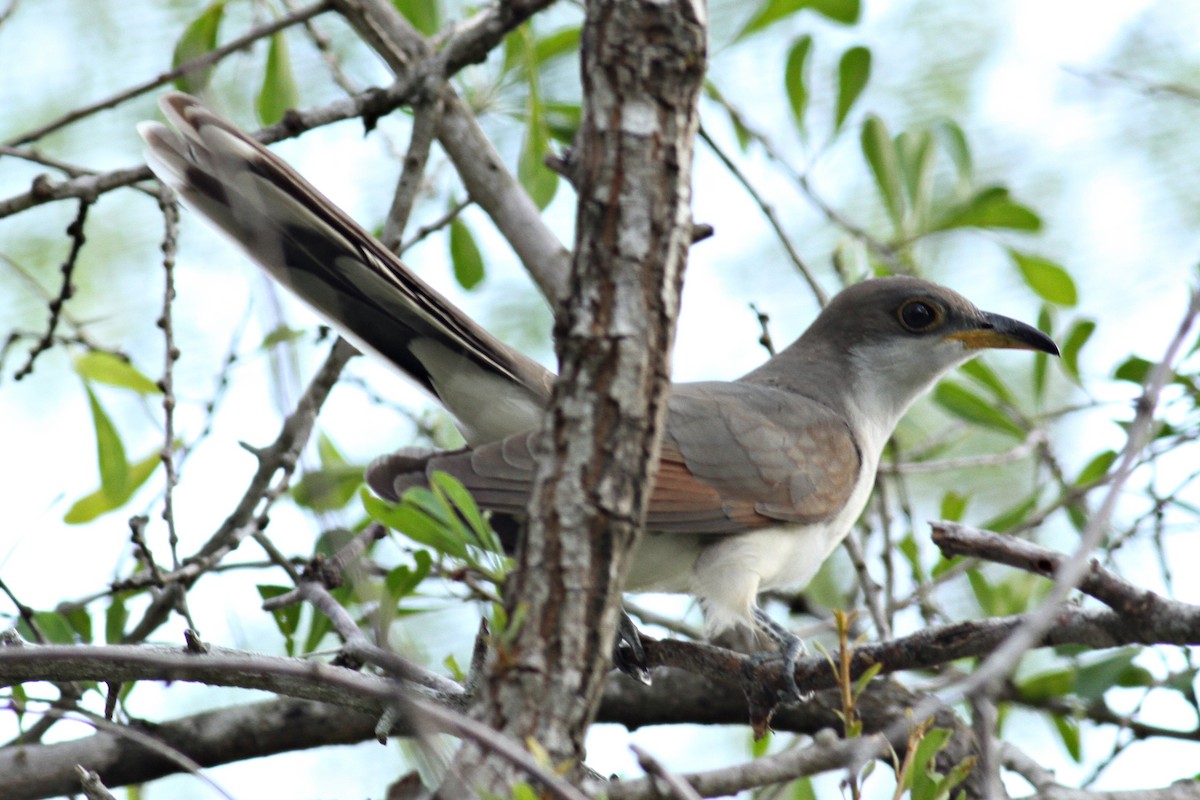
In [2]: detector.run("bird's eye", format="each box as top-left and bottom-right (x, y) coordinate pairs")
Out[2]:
(898, 299), (941, 332)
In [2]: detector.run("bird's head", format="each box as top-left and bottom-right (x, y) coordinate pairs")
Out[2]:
(792, 276), (1059, 434)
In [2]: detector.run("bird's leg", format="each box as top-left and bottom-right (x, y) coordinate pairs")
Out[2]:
(612, 609), (652, 685)
(752, 607), (809, 700)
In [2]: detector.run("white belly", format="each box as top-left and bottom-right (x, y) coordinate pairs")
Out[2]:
(624, 456), (877, 637)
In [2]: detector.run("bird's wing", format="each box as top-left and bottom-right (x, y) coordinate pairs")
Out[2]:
(649, 382), (862, 531)
(367, 383), (863, 534)
(139, 93), (552, 443)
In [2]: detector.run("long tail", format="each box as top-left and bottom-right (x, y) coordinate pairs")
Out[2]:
(139, 92), (553, 443)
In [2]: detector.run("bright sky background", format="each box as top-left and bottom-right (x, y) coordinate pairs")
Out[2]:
(3, 0), (1200, 797)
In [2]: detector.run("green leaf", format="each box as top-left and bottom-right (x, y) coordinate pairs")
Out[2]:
(392, 0), (440, 37)
(386, 550), (433, 600)
(1019, 667), (1075, 701)
(431, 471), (498, 553)
(784, 36), (813, 133)
(896, 129), (935, 217)
(292, 465), (364, 511)
(835, 46), (871, 133)
(898, 533), (924, 582)
(256, 32), (299, 126)
(533, 27), (581, 64)
(316, 432), (347, 467)
(965, 569), (996, 615)
(64, 606), (94, 644)
(1075, 649), (1150, 700)
(363, 489), (467, 559)
(519, 117), (557, 209)
(65, 447), (162, 524)
(939, 491), (968, 522)
(958, 359), (1016, 405)
(1060, 318), (1095, 383)
(861, 115), (904, 228)
(1010, 250), (1078, 306)
(544, 101), (582, 144)
(931, 186), (1042, 233)
(738, 0), (860, 39)
(74, 352), (160, 395)
(982, 493), (1039, 533)
(751, 729), (772, 758)
(933, 381), (1025, 439)
(789, 777), (817, 800)
(257, 584), (300, 655)
(26, 611), (78, 644)
(1074, 450), (1116, 487)
(934, 119), (972, 182)
(172, 1), (225, 93)
(1051, 714), (1082, 762)
(1113, 355), (1155, 384)
(86, 387), (128, 502)
(449, 218), (485, 290)
(1034, 304), (1052, 400)
(261, 325), (306, 349)
(105, 593), (130, 644)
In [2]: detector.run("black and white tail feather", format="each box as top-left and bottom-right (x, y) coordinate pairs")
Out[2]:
(139, 93), (552, 445)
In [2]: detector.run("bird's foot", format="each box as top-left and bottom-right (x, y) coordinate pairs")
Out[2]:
(753, 607), (811, 701)
(612, 609), (652, 685)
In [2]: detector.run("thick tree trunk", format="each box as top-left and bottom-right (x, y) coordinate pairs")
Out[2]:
(441, 0), (707, 794)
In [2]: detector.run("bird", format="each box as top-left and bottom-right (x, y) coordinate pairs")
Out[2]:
(140, 93), (1059, 688)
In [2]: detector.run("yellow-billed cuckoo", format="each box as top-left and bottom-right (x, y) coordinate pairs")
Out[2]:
(140, 94), (1058, 686)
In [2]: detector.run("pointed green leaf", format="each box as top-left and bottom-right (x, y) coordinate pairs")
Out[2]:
(292, 465), (364, 511)
(63, 606), (93, 644)
(256, 32), (299, 126)
(784, 35), (813, 133)
(449, 218), (485, 290)
(982, 493), (1039, 533)
(1034, 304), (1052, 400)
(1076, 649), (1152, 699)
(1114, 355), (1156, 384)
(363, 489), (468, 559)
(257, 584), (300, 654)
(105, 593), (130, 644)
(932, 187), (1041, 233)
(1019, 667), (1075, 701)
(386, 550), (433, 600)
(934, 381), (1025, 439)
(835, 46), (871, 133)
(1051, 714), (1082, 762)
(896, 129), (935, 221)
(965, 569), (996, 615)
(431, 471), (497, 552)
(86, 387), (128, 502)
(392, 0), (441, 37)
(959, 359), (1016, 405)
(533, 27), (581, 64)
(1059, 318), (1095, 383)
(934, 119), (972, 182)
(861, 115), (904, 228)
(65, 447), (163, 524)
(518, 99), (557, 210)
(172, 1), (225, 92)
(939, 491), (968, 522)
(898, 532), (924, 581)
(23, 611), (77, 645)
(261, 325), (306, 349)
(1010, 250), (1078, 306)
(738, 0), (860, 39)
(74, 352), (161, 395)
(1075, 450), (1116, 488)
